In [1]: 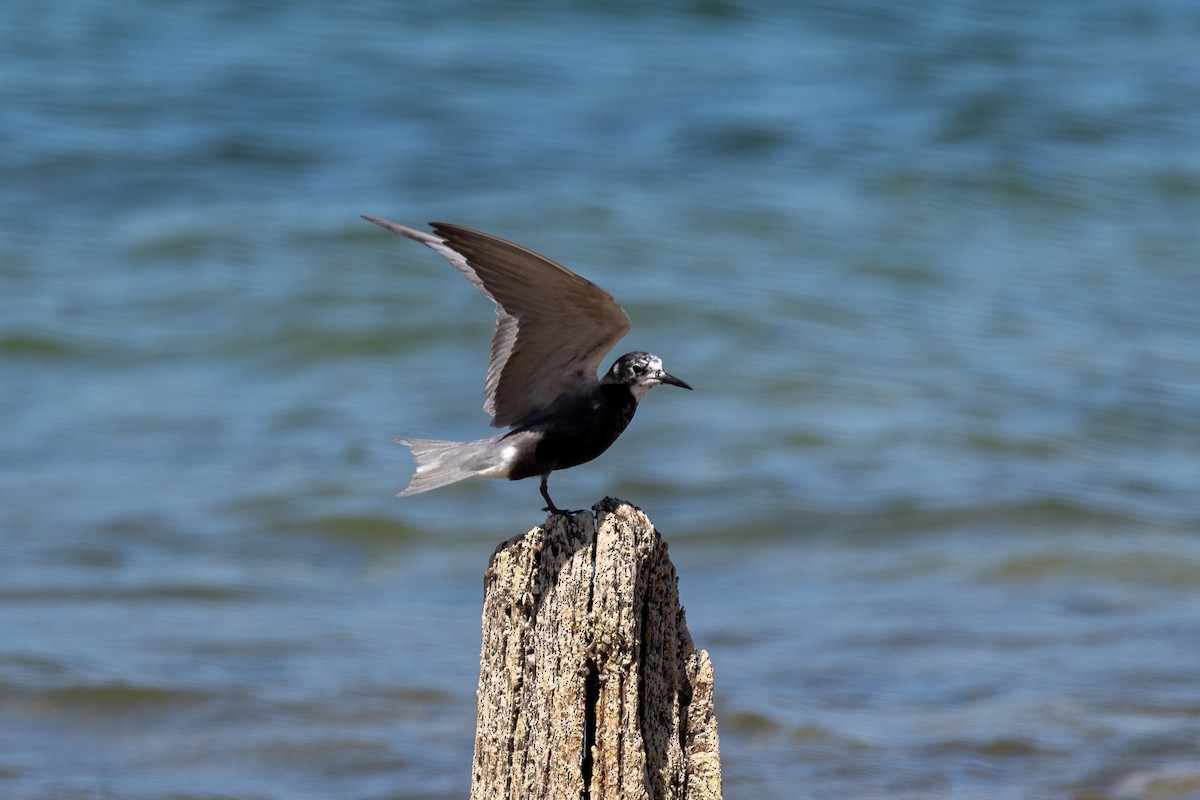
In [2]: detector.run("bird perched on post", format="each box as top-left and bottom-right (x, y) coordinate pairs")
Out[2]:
(364, 217), (692, 515)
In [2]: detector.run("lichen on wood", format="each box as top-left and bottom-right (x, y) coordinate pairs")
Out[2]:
(470, 497), (721, 800)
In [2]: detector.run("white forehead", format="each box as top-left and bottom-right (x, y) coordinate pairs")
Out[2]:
(639, 354), (663, 370)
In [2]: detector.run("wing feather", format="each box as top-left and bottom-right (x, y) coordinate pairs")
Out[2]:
(364, 217), (631, 428)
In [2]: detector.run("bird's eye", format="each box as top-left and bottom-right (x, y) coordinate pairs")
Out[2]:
(631, 364), (645, 375)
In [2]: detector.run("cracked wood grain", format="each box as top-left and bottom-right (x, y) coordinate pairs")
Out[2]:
(470, 497), (721, 800)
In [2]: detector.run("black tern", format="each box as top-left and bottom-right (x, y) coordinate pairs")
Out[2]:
(364, 217), (692, 514)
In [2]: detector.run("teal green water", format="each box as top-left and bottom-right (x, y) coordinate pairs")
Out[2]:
(3, 1), (1200, 798)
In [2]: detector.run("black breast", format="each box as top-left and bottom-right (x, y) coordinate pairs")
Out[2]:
(504, 384), (639, 478)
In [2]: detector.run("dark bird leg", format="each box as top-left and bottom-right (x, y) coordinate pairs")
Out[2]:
(539, 474), (568, 515)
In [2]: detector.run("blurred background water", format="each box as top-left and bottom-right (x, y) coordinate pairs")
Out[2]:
(3, 0), (1199, 798)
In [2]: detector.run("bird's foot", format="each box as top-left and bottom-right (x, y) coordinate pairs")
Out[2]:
(542, 504), (583, 516)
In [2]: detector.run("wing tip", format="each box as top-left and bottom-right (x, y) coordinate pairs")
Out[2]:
(363, 215), (439, 241)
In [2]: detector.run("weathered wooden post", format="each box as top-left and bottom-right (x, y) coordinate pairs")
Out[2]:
(470, 497), (721, 800)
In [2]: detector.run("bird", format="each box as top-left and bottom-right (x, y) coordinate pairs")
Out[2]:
(364, 216), (692, 515)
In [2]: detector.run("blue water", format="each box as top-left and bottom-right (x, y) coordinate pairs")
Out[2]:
(3, 1), (1200, 798)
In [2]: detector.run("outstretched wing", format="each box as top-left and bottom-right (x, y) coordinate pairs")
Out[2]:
(364, 217), (631, 428)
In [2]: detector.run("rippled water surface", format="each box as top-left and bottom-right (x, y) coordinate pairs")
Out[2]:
(3, 1), (1199, 798)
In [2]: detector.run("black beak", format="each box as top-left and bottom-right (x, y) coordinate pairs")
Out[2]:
(659, 371), (693, 391)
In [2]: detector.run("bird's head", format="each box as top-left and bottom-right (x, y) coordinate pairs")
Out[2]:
(601, 351), (692, 401)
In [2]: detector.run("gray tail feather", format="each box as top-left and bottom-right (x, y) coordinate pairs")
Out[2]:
(396, 434), (509, 496)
